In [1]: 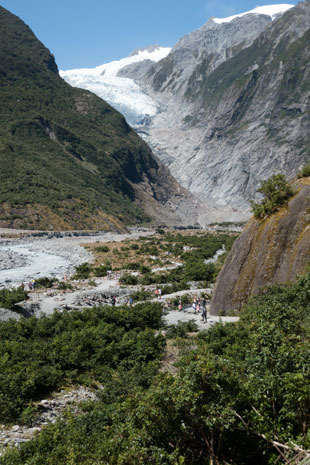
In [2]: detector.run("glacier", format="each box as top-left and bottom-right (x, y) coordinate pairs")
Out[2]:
(60, 46), (171, 126)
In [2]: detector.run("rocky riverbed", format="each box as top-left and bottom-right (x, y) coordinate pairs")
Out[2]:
(0, 228), (153, 289)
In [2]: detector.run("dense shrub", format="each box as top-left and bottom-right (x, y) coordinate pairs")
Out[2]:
(72, 263), (91, 280)
(119, 273), (139, 285)
(0, 302), (164, 423)
(126, 262), (140, 270)
(297, 164), (310, 178)
(35, 277), (57, 288)
(6, 275), (310, 464)
(250, 173), (294, 219)
(94, 245), (109, 253)
(165, 320), (198, 338)
(0, 288), (28, 309)
(93, 265), (109, 277)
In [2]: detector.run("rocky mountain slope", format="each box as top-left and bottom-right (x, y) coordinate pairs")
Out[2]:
(0, 7), (197, 230)
(62, 4), (309, 223)
(210, 177), (310, 314)
(139, 2), (310, 222)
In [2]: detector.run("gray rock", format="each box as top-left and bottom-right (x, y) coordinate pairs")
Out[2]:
(137, 3), (309, 224)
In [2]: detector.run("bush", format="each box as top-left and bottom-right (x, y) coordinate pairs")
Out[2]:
(140, 264), (151, 274)
(165, 320), (198, 338)
(250, 173), (294, 219)
(126, 262), (140, 270)
(72, 263), (91, 280)
(94, 245), (109, 253)
(35, 277), (58, 289)
(297, 164), (310, 178)
(94, 265), (109, 277)
(131, 288), (153, 302)
(0, 288), (28, 309)
(57, 281), (73, 291)
(119, 273), (138, 285)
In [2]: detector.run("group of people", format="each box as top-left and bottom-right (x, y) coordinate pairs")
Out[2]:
(178, 297), (208, 322)
(20, 280), (36, 291)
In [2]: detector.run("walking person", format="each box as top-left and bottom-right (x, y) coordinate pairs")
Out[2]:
(196, 298), (200, 313)
(201, 298), (207, 323)
(178, 299), (183, 312)
(192, 299), (196, 313)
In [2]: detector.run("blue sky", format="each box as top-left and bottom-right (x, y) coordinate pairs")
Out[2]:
(1, 0), (297, 70)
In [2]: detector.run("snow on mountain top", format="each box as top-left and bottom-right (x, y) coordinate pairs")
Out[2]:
(213, 4), (294, 24)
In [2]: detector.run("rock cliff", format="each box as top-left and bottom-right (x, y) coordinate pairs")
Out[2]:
(210, 178), (310, 314)
(138, 2), (310, 222)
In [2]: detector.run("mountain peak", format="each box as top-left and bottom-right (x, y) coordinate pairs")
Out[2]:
(212, 4), (294, 24)
(129, 44), (163, 57)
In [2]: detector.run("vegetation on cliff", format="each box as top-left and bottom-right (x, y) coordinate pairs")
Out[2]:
(250, 173), (294, 219)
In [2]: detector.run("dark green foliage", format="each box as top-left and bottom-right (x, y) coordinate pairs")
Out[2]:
(94, 245), (109, 253)
(250, 173), (294, 219)
(34, 277), (57, 288)
(130, 288), (153, 302)
(139, 264), (151, 274)
(0, 287), (28, 309)
(72, 263), (91, 280)
(119, 273), (139, 285)
(170, 293), (191, 307)
(297, 164), (310, 178)
(165, 320), (198, 338)
(126, 262), (140, 270)
(93, 265), (109, 277)
(160, 281), (190, 295)
(57, 281), (73, 291)
(6, 276), (310, 464)
(0, 302), (164, 423)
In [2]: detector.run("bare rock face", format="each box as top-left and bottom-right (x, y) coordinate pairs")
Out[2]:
(143, 14), (272, 98)
(138, 2), (310, 223)
(210, 178), (310, 314)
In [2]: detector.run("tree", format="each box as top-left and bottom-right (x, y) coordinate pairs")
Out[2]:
(250, 173), (294, 219)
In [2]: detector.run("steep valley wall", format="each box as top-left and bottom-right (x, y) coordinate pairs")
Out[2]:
(210, 178), (310, 314)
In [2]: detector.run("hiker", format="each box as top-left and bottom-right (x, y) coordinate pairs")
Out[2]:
(196, 298), (200, 313)
(155, 289), (159, 298)
(178, 299), (182, 312)
(158, 288), (162, 299)
(111, 296), (116, 306)
(129, 296), (133, 306)
(192, 300), (196, 313)
(201, 299), (207, 323)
